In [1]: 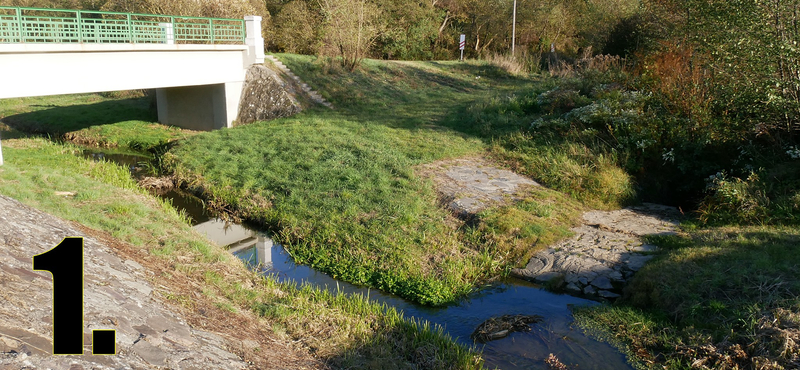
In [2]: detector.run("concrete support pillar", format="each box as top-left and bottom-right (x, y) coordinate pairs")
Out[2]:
(156, 81), (243, 131)
(244, 16), (264, 66)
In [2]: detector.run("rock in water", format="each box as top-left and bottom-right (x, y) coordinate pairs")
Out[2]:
(236, 65), (302, 125)
(470, 314), (543, 343)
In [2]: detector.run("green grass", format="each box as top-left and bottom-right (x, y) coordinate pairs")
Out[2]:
(166, 55), (586, 305)
(440, 80), (637, 210)
(0, 133), (483, 369)
(574, 226), (800, 369)
(0, 56), (589, 307)
(0, 92), (194, 151)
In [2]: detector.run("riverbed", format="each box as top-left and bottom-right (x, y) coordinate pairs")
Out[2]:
(83, 148), (633, 370)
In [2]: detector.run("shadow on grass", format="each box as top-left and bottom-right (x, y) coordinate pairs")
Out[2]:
(574, 227), (800, 369)
(2, 97), (156, 135)
(609, 228), (800, 363)
(278, 53), (535, 133)
(629, 229), (800, 324)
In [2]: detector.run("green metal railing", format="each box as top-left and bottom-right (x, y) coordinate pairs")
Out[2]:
(0, 6), (245, 45)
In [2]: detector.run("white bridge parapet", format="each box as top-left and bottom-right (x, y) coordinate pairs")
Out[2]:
(0, 15), (264, 132)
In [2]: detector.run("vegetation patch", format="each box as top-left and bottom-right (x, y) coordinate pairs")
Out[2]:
(574, 227), (800, 369)
(0, 93), (194, 151)
(164, 57), (559, 305)
(0, 131), (483, 369)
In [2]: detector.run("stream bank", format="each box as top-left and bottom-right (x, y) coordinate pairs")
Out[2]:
(82, 147), (637, 369)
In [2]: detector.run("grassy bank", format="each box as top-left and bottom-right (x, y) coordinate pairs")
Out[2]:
(442, 59), (800, 367)
(0, 92), (194, 151)
(0, 129), (483, 369)
(574, 226), (800, 369)
(164, 55), (586, 305)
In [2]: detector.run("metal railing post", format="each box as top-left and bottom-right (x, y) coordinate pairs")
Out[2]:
(127, 13), (132, 43)
(209, 18), (214, 44)
(15, 7), (23, 43)
(76, 10), (82, 43)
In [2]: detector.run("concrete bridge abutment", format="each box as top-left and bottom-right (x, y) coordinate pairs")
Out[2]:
(156, 81), (243, 131)
(154, 15), (263, 131)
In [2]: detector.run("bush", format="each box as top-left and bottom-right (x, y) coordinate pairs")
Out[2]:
(699, 162), (800, 225)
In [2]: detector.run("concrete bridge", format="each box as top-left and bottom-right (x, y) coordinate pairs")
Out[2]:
(0, 6), (265, 133)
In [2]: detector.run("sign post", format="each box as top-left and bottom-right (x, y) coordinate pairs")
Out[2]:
(459, 34), (466, 61)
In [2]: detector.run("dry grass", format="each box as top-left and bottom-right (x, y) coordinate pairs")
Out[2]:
(484, 53), (527, 75)
(549, 47), (626, 78)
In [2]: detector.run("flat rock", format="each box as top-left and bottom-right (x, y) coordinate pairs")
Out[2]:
(590, 276), (614, 290)
(597, 290), (621, 299)
(417, 156), (539, 216)
(565, 282), (582, 294)
(513, 204), (679, 299)
(0, 196), (247, 369)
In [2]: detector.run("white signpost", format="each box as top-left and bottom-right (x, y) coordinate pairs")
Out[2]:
(459, 34), (466, 61)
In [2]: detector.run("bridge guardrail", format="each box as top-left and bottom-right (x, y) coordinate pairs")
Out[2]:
(0, 6), (245, 45)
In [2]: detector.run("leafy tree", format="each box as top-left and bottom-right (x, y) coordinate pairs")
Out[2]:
(318, 0), (385, 70)
(272, 0), (321, 54)
(373, 0), (438, 60)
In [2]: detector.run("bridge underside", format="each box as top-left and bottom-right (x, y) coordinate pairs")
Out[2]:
(1, 44), (254, 131)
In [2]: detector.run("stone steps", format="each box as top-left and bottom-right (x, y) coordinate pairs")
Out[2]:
(265, 55), (334, 109)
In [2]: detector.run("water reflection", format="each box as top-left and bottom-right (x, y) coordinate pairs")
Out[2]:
(79, 146), (632, 369)
(194, 218), (633, 370)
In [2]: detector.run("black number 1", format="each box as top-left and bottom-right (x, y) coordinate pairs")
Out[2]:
(33, 237), (116, 355)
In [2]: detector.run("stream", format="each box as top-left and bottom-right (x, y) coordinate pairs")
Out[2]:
(83, 148), (633, 370)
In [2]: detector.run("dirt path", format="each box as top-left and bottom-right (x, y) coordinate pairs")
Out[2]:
(0, 195), (321, 369)
(421, 155), (681, 299)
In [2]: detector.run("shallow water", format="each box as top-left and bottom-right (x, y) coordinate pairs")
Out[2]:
(83, 148), (633, 369)
(193, 218), (632, 370)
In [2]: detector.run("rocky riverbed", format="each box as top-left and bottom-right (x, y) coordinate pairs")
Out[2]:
(511, 204), (680, 299)
(420, 155), (681, 300)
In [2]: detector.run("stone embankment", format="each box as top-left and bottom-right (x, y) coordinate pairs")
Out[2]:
(0, 195), (319, 369)
(420, 155), (681, 300)
(265, 55), (334, 109)
(237, 64), (303, 125)
(0, 195), (247, 369)
(511, 204), (680, 299)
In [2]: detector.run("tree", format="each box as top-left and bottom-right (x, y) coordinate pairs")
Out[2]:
(318, 0), (384, 70)
(272, 0), (321, 54)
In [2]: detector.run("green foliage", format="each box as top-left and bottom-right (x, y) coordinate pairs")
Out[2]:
(318, 0), (385, 70)
(164, 56), (547, 305)
(699, 165), (800, 225)
(576, 226), (800, 369)
(271, 0), (321, 54)
(467, 189), (583, 266)
(0, 94), (192, 152)
(373, 0), (438, 60)
(0, 134), (482, 368)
